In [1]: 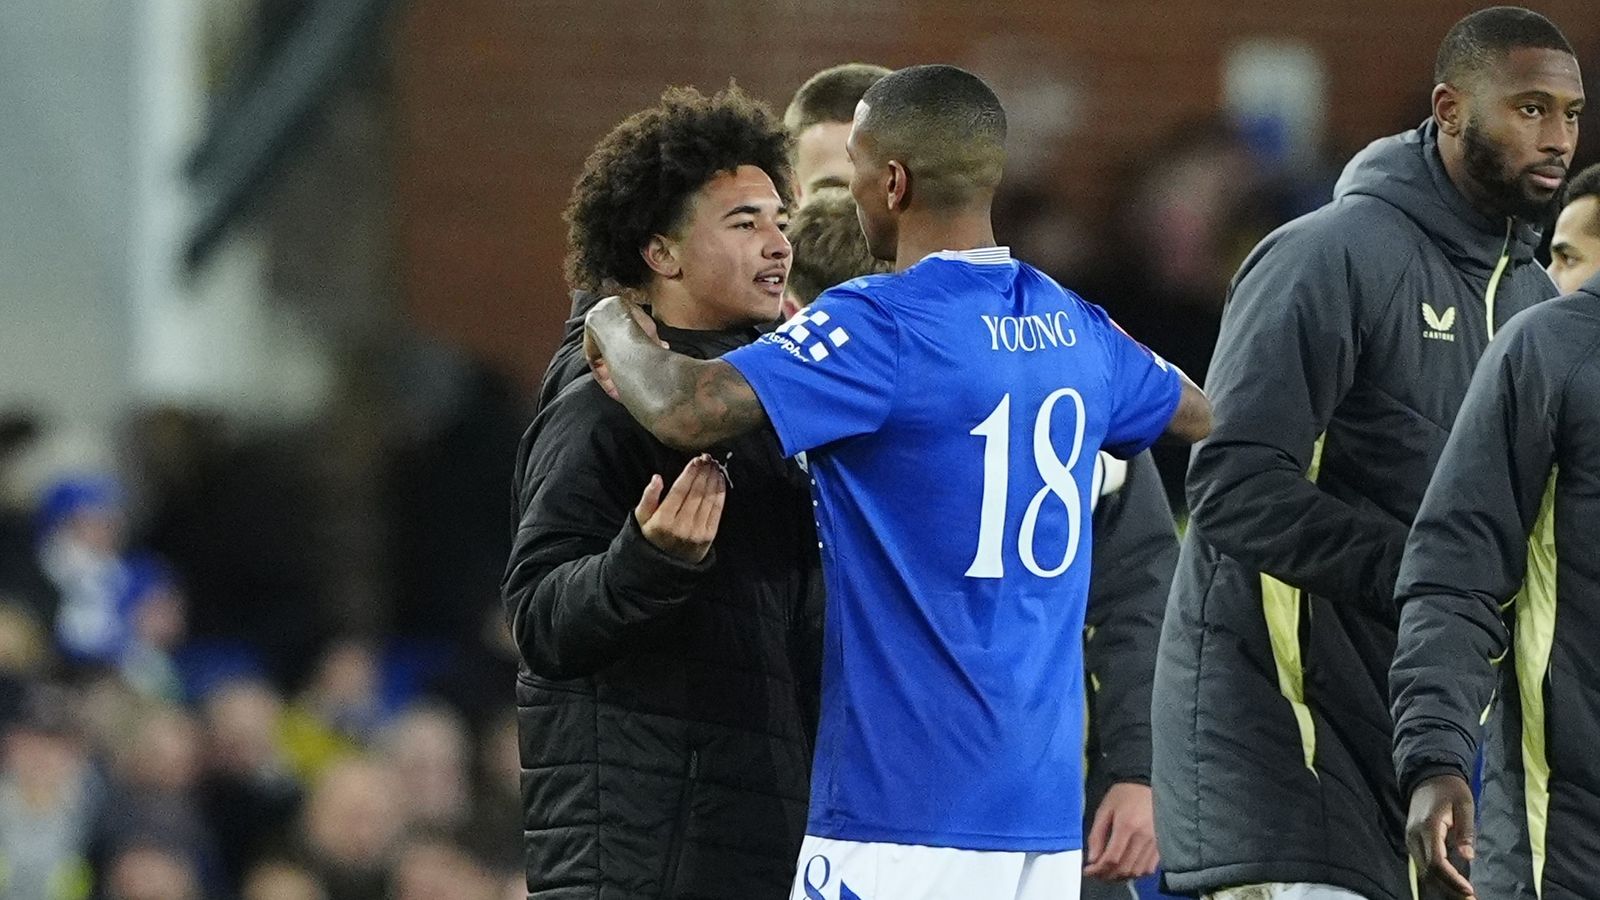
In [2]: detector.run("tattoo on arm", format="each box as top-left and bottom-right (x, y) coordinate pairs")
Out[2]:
(647, 358), (767, 450)
(593, 302), (767, 450)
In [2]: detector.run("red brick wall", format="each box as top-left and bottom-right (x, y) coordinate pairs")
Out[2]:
(392, 0), (1598, 388)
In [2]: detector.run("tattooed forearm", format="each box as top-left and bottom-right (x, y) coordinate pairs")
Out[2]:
(645, 358), (767, 450)
(588, 297), (767, 450)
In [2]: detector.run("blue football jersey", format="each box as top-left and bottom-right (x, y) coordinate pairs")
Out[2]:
(723, 247), (1180, 851)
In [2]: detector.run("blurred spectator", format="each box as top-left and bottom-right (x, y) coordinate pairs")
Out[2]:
(387, 831), (498, 900)
(74, 673), (144, 763)
(242, 859), (329, 900)
(0, 685), (97, 900)
(1089, 118), (1296, 506)
(35, 475), (130, 664)
(471, 710), (519, 831)
(102, 840), (200, 900)
(199, 678), (303, 892)
(378, 702), (470, 832)
(113, 557), (186, 701)
(128, 406), (332, 679)
(99, 705), (219, 893)
(280, 637), (386, 781)
(459, 709), (522, 883)
(297, 757), (401, 900)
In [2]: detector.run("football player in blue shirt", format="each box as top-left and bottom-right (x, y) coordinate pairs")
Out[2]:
(584, 64), (1210, 900)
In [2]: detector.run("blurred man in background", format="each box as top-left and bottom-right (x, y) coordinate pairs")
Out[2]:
(784, 63), (891, 205)
(1548, 162), (1600, 292)
(1154, 8), (1581, 900)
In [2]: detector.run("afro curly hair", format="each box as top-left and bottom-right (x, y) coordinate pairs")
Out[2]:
(563, 84), (793, 292)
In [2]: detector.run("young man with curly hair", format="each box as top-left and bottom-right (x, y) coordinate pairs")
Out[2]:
(502, 85), (822, 900)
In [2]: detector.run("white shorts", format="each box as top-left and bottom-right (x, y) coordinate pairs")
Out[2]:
(1206, 885), (1369, 900)
(790, 835), (1084, 900)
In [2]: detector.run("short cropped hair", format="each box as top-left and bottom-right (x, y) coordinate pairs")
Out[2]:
(784, 63), (891, 134)
(1566, 163), (1600, 235)
(855, 64), (1007, 209)
(564, 85), (792, 291)
(786, 188), (888, 304)
(1434, 6), (1574, 86)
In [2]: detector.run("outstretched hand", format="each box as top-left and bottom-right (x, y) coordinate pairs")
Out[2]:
(635, 455), (727, 563)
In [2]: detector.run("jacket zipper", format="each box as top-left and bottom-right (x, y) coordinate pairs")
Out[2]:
(659, 749), (700, 899)
(1484, 218), (1513, 339)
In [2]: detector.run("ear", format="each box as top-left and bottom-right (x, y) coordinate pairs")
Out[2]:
(886, 160), (910, 213)
(1433, 83), (1465, 136)
(642, 234), (682, 280)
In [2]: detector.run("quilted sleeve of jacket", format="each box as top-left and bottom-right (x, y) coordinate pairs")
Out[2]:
(1084, 451), (1176, 785)
(502, 381), (713, 680)
(1390, 307), (1570, 796)
(1185, 216), (1410, 615)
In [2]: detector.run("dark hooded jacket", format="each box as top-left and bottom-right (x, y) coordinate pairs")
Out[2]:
(1392, 270), (1600, 900)
(1152, 119), (1559, 899)
(505, 323), (821, 900)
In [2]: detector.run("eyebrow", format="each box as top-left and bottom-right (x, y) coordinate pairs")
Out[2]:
(1551, 240), (1574, 256)
(722, 203), (787, 219)
(1511, 90), (1585, 106)
(808, 176), (850, 191)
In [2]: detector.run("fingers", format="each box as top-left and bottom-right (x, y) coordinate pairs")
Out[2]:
(593, 362), (619, 401)
(1453, 793), (1478, 862)
(1428, 812), (1475, 899)
(640, 456), (727, 554)
(1406, 820), (1431, 879)
(634, 474), (664, 524)
(1089, 813), (1156, 882)
(1082, 801), (1114, 876)
(669, 457), (716, 525)
(627, 300), (656, 335)
(694, 464), (727, 541)
(1134, 839), (1160, 879)
(1099, 811), (1136, 878)
(654, 457), (703, 523)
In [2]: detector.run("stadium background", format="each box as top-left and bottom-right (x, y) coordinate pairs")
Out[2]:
(0, 2), (1595, 898)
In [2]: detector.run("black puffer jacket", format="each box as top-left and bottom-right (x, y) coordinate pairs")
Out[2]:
(1153, 119), (1558, 900)
(503, 324), (821, 900)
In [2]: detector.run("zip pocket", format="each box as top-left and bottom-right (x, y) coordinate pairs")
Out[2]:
(658, 748), (700, 899)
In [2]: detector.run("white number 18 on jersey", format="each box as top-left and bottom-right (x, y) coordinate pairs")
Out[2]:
(964, 388), (1086, 579)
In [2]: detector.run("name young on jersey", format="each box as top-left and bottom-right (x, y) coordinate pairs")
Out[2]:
(981, 312), (1078, 353)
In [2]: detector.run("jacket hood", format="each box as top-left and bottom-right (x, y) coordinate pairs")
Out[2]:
(1333, 118), (1542, 273)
